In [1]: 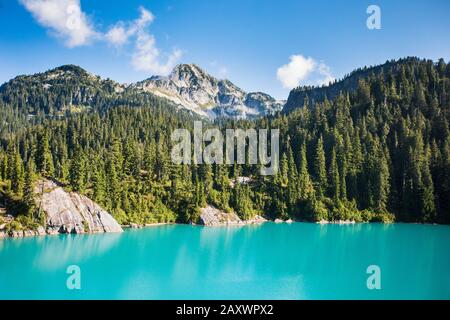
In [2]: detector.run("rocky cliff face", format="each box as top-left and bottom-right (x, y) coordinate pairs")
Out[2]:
(133, 64), (284, 119)
(0, 180), (123, 238)
(35, 179), (123, 234)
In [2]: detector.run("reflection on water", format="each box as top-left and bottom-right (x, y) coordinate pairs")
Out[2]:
(0, 223), (450, 299)
(33, 233), (122, 270)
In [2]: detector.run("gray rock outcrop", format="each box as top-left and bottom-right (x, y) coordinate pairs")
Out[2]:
(199, 205), (266, 226)
(35, 179), (123, 234)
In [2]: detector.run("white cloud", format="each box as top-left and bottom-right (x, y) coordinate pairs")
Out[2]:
(20, 3), (182, 75)
(277, 55), (316, 89)
(277, 54), (335, 89)
(105, 24), (129, 46)
(317, 63), (335, 86)
(127, 7), (182, 75)
(132, 32), (182, 75)
(105, 7), (154, 47)
(19, 0), (96, 47)
(135, 6), (155, 27)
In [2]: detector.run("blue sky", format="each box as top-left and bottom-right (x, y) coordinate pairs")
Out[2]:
(0, 0), (449, 99)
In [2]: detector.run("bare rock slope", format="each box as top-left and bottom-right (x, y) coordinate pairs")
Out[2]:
(36, 180), (123, 234)
(133, 64), (284, 119)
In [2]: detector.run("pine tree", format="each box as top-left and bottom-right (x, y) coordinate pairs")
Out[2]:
(234, 184), (255, 220)
(69, 146), (86, 192)
(92, 165), (106, 205)
(0, 151), (7, 181)
(286, 141), (298, 213)
(328, 148), (340, 201)
(376, 147), (390, 212)
(9, 148), (24, 196)
(23, 161), (36, 215)
(36, 130), (54, 177)
(313, 136), (327, 198)
(298, 143), (314, 201)
(420, 145), (436, 221)
(106, 155), (120, 211)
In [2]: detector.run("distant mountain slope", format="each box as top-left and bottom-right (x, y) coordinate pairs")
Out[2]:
(133, 64), (284, 119)
(0, 65), (201, 137)
(0, 63), (283, 120)
(0, 65), (126, 116)
(283, 57), (448, 113)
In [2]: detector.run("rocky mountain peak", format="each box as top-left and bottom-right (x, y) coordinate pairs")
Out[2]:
(171, 64), (211, 81)
(134, 63), (283, 119)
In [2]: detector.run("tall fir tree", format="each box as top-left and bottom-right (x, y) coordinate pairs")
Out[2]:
(36, 130), (54, 177)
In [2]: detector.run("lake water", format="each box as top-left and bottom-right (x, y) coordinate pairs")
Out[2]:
(1, 222), (450, 299)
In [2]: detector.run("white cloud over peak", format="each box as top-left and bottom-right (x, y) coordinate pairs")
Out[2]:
(20, 2), (182, 75)
(132, 32), (182, 75)
(277, 54), (335, 89)
(19, 0), (97, 47)
(119, 7), (182, 75)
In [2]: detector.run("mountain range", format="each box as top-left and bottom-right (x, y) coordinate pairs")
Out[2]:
(1, 57), (449, 121)
(0, 63), (284, 120)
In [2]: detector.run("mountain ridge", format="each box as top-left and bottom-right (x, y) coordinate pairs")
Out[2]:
(0, 63), (283, 120)
(283, 56), (449, 113)
(132, 63), (284, 119)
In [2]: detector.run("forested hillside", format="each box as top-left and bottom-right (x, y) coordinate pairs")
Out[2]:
(0, 57), (449, 230)
(0, 65), (188, 139)
(284, 57), (450, 114)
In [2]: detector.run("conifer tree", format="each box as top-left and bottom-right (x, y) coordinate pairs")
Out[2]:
(36, 130), (54, 177)
(92, 165), (106, 205)
(9, 148), (24, 196)
(298, 143), (314, 201)
(286, 141), (298, 213)
(420, 145), (436, 221)
(106, 154), (120, 211)
(69, 146), (86, 192)
(23, 161), (36, 215)
(328, 148), (340, 201)
(313, 136), (327, 198)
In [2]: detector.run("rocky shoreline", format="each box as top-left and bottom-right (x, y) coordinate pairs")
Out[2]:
(317, 219), (356, 225)
(0, 199), (389, 240)
(0, 224), (120, 239)
(125, 222), (172, 229)
(198, 206), (267, 226)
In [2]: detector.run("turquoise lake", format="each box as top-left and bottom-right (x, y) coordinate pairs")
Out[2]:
(1, 222), (450, 299)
